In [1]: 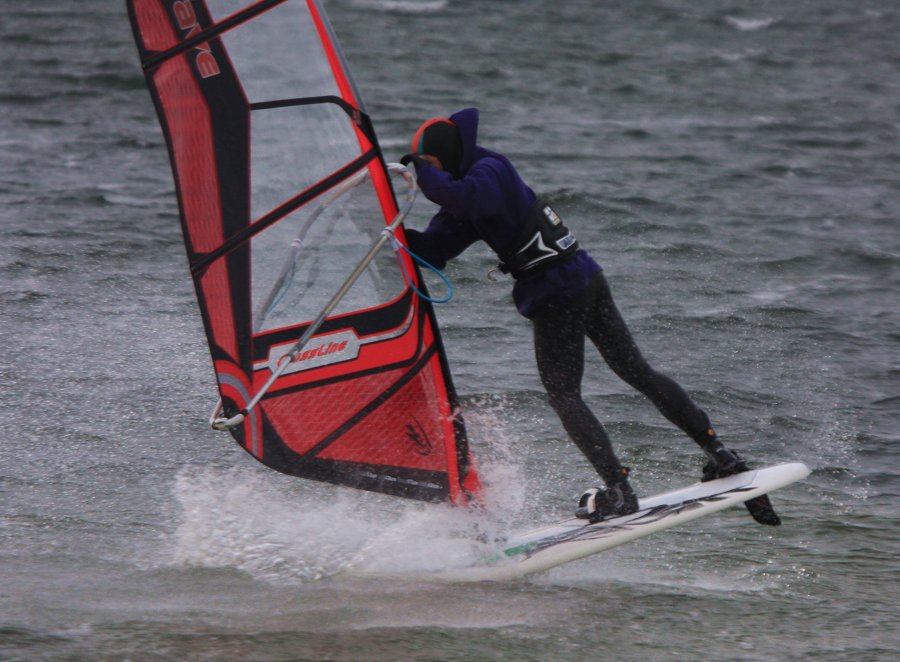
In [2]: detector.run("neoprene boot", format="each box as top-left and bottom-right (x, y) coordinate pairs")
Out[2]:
(575, 468), (639, 523)
(696, 427), (781, 526)
(695, 425), (744, 474)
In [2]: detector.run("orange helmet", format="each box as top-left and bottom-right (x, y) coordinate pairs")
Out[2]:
(410, 117), (463, 176)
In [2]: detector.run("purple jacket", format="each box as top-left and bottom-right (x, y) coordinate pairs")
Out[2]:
(404, 108), (600, 318)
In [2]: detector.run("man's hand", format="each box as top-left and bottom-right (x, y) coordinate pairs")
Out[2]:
(400, 153), (424, 167)
(400, 153), (443, 170)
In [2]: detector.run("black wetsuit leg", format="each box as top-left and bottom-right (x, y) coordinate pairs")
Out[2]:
(532, 285), (626, 484)
(580, 273), (713, 441)
(532, 272), (713, 483)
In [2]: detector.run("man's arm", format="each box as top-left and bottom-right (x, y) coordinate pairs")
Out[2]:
(403, 209), (478, 269)
(415, 160), (506, 219)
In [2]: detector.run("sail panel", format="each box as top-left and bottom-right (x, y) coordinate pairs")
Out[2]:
(209, 0), (346, 101)
(128, 0), (481, 504)
(249, 103), (362, 222)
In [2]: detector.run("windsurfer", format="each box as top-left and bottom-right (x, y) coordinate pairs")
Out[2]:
(400, 108), (778, 525)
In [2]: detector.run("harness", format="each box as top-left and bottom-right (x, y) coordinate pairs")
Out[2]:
(497, 199), (578, 279)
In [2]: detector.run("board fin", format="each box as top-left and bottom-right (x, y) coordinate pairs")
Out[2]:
(742, 493), (781, 526)
(701, 451), (781, 525)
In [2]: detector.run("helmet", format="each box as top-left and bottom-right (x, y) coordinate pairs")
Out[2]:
(410, 117), (463, 177)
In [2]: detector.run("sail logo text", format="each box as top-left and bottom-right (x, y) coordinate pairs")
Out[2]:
(172, 1), (220, 78)
(295, 340), (348, 363)
(261, 331), (360, 376)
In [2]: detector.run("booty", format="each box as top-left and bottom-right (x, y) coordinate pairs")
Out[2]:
(575, 468), (639, 523)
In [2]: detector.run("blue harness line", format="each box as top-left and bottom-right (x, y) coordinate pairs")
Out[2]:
(384, 227), (453, 303)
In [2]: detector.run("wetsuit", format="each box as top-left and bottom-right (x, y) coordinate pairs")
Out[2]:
(404, 108), (718, 487)
(531, 273), (715, 483)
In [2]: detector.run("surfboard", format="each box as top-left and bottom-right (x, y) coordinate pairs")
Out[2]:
(436, 462), (810, 582)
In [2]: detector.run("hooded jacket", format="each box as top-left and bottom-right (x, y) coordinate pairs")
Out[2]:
(404, 108), (599, 318)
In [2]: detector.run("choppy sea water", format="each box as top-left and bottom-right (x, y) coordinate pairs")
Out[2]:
(2, 1), (898, 660)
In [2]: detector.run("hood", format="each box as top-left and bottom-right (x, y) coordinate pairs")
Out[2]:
(448, 107), (480, 176)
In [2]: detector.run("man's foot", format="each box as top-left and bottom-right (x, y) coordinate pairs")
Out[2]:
(701, 445), (749, 481)
(701, 445), (781, 526)
(575, 470), (639, 523)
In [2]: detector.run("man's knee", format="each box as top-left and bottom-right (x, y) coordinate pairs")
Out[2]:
(546, 389), (584, 414)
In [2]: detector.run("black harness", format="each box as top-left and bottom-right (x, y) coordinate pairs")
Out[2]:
(497, 199), (578, 279)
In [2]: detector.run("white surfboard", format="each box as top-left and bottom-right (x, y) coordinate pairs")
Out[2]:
(438, 462), (811, 582)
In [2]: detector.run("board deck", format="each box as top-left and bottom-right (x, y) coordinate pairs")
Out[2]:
(436, 462), (811, 582)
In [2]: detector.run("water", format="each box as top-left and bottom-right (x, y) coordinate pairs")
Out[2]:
(2, 1), (898, 659)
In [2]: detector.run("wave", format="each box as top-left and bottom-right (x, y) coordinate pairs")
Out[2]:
(167, 397), (534, 584)
(723, 15), (780, 32)
(351, 0), (447, 13)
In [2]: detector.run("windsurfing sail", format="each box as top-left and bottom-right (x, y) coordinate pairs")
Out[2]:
(127, 0), (481, 504)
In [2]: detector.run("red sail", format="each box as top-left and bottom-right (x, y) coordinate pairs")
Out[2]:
(128, 0), (481, 503)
